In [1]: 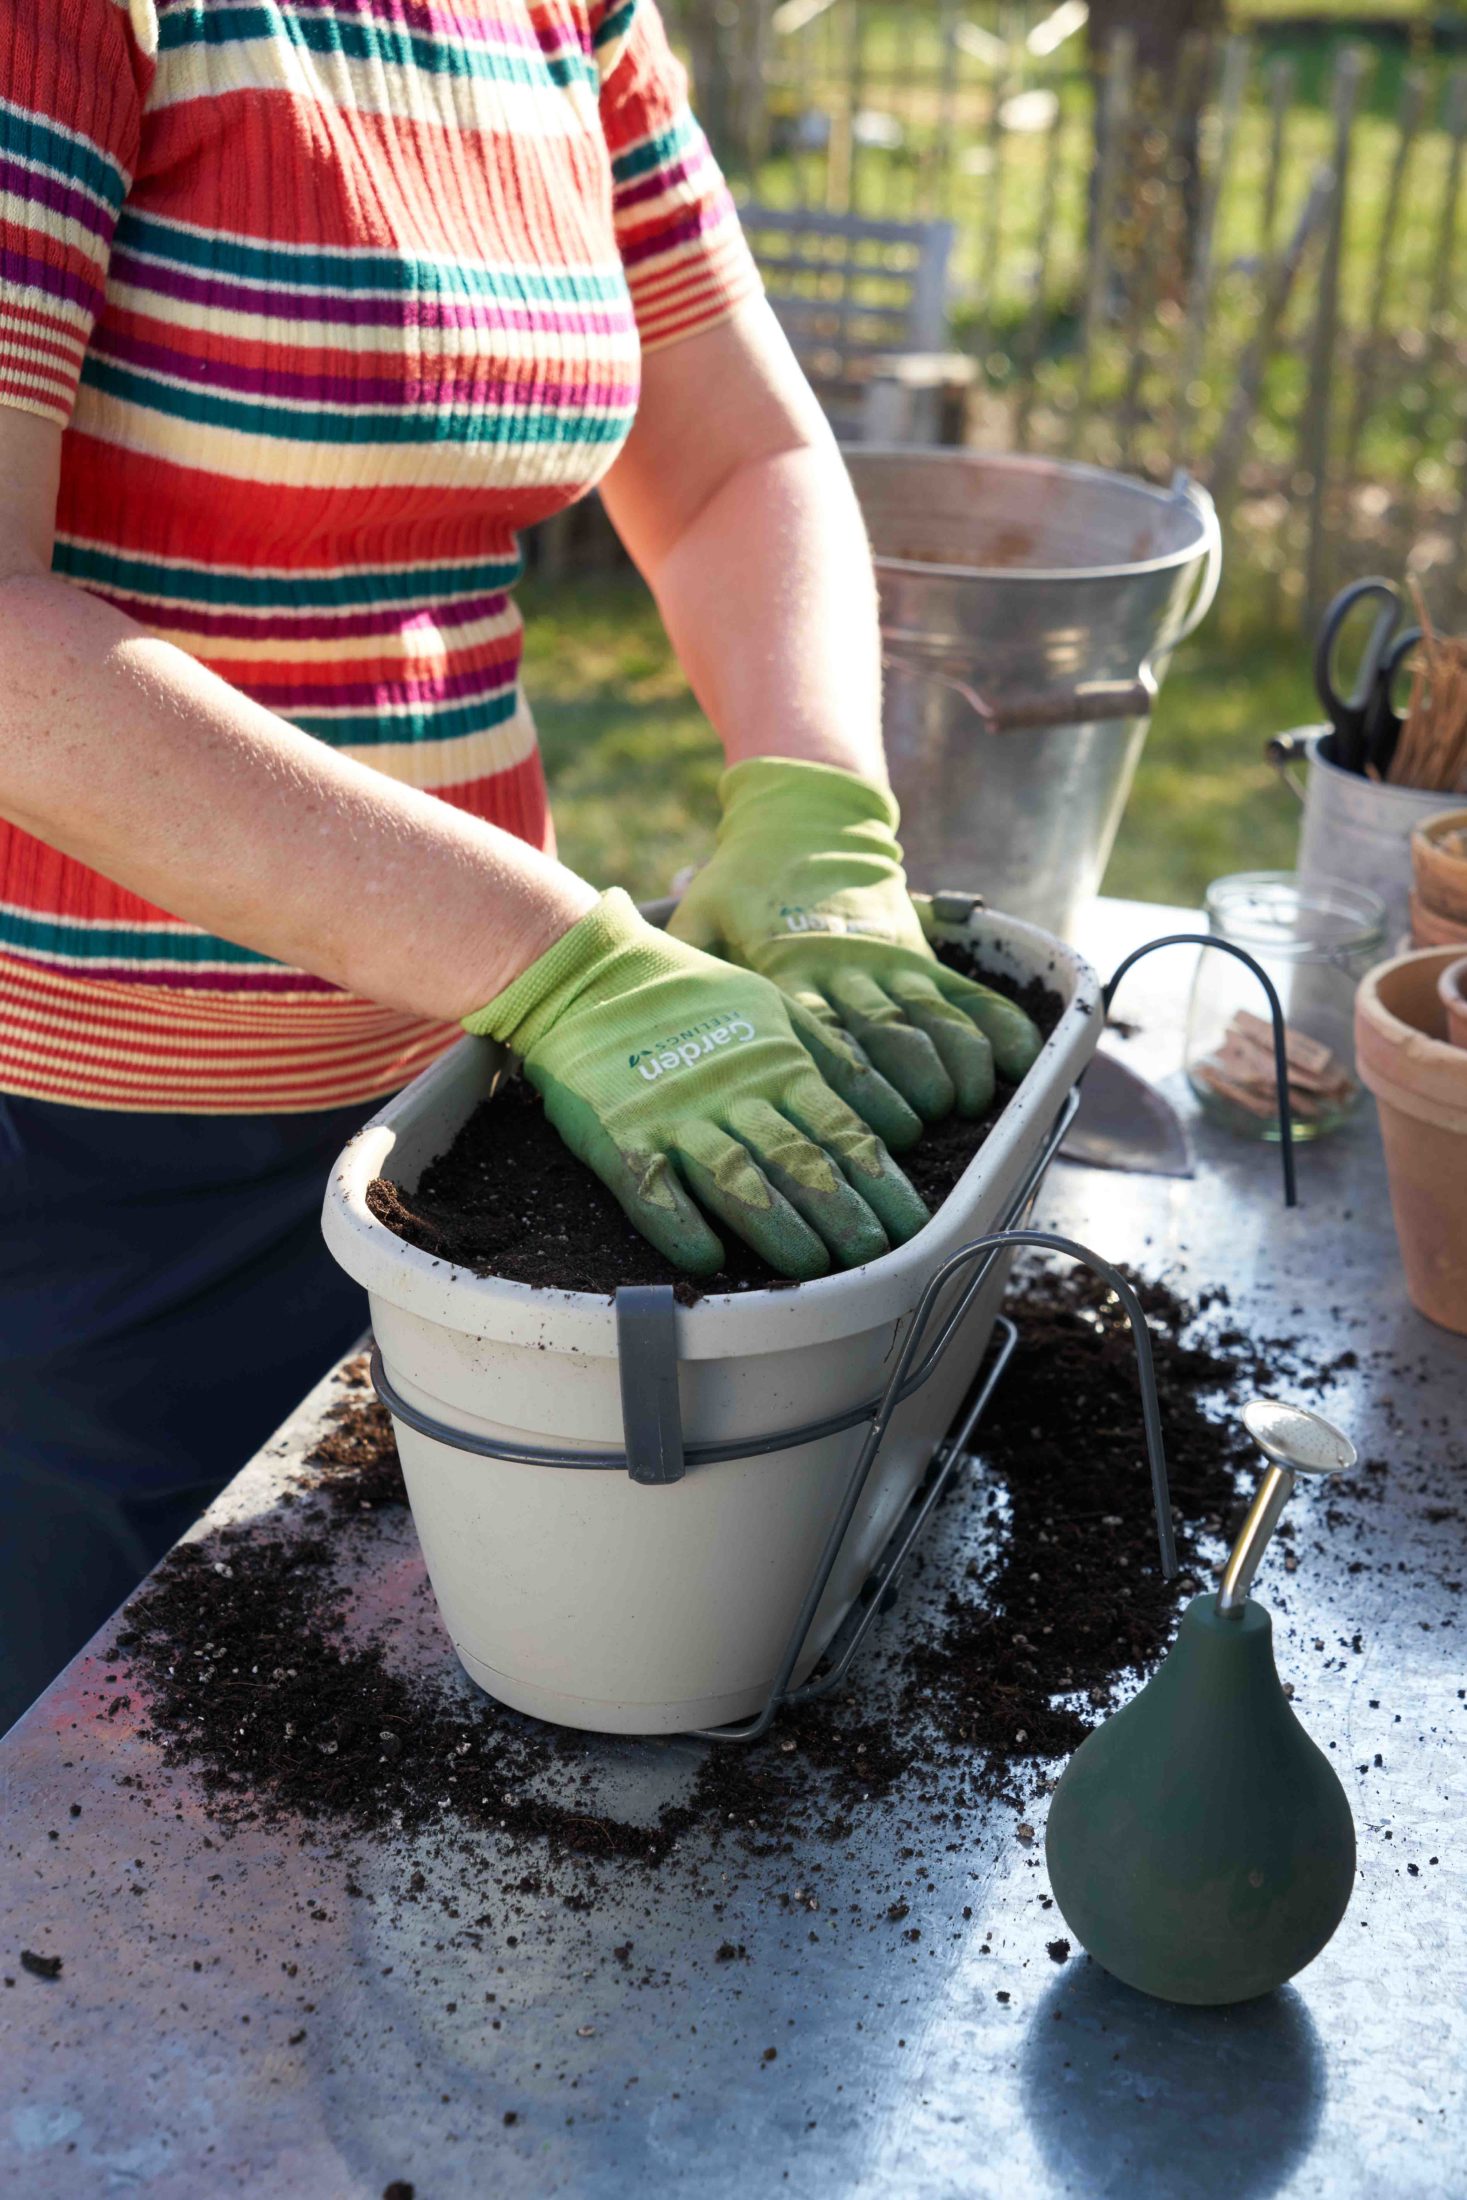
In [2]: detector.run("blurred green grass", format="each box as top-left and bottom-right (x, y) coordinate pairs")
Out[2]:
(520, 575), (723, 900)
(520, 566), (1309, 913)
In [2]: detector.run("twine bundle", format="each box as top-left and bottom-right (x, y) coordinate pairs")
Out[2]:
(1386, 587), (1467, 793)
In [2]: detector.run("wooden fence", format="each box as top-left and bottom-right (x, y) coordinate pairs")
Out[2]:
(660, 2), (1467, 626)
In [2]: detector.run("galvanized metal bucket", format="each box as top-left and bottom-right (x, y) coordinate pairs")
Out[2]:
(1267, 725), (1464, 952)
(843, 448), (1222, 938)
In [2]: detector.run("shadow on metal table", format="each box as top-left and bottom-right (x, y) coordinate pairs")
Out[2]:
(1021, 1968), (1325, 2200)
(3, 903), (1463, 2199)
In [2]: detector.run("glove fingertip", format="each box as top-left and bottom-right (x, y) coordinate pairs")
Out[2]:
(671, 1228), (727, 1279)
(935, 972), (1045, 1083)
(875, 1096), (924, 1153)
(665, 906), (716, 953)
(885, 1180), (931, 1246)
(861, 1158), (930, 1248)
(1003, 1029), (1045, 1082)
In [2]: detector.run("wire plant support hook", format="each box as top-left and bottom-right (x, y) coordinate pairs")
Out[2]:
(692, 1225), (1179, 1746)
(1102, 933), (1300, 1208)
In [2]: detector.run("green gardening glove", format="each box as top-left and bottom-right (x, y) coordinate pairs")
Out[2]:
(463, 889), (929, 1281)
(668, 758), (1043, 1124)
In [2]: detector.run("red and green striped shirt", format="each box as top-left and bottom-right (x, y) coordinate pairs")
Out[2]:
(0, 0), (758, 1110)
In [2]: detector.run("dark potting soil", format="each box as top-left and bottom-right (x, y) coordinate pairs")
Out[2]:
(305, 1383), (413, 1517)
(115, 1265), (1258, 1869)
(365, 950), (1065, 1298)
(898, 1264), (1251, 1801)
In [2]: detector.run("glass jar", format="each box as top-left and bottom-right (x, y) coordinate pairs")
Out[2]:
(1185, 872), (1387, 1141)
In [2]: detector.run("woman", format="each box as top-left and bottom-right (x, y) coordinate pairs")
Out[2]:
(0, 0), (1037, 1724)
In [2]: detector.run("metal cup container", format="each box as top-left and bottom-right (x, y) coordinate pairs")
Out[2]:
(1268, 724), (1464, 952)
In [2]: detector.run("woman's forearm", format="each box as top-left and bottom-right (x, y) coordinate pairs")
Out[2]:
(0, 573), (596, 1022)
(600, 301), (887, 787)
(642, 440), (886, 784)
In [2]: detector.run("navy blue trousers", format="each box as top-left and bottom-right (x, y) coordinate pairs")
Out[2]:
(0, 1094), (371, 1732)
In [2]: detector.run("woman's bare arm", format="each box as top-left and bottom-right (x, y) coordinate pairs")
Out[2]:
(598, 297), (887, 786)
(0, 412), (595, 1023)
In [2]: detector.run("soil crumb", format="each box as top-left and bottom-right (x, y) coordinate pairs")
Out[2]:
(305, 1380), (408, 1518)
(366, 952), (1064, 1297)
(903, 1264), (1250, 1802)
(115, 1267), (1262, 1876)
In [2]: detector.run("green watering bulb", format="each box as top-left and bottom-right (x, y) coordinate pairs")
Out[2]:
(1046, 1399), (1358, 2007)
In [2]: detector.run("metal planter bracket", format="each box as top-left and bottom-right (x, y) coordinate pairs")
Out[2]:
(691, 1222), (1179, 1745)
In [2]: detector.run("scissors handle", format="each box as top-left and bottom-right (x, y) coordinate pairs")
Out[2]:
(1313, 577), (1406, 773)
(1362, 624), (1423, 778)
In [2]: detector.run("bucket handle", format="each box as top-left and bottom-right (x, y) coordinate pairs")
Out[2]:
(1150, 470), (1224, 664)
(880, 653), (1156, 732)
(1266, 727), (1313, 805)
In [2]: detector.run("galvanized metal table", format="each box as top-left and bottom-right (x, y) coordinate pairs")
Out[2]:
(4, 900), (1465, 2200)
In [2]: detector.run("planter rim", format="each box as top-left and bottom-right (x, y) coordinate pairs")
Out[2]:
(1412, 806), (1467, 854)
(1412, 807), (1467, 924)
(1438, 954), (1467, 1011)
(323, 906), (1102, 1360)
(1409, 886), (1467, 945)
(1356, 945), (1467, 1126)
(1357, 944), (1467, 1059)
(1357, 1065), (1467, 1136)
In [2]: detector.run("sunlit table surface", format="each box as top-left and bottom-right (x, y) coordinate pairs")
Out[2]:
(3, 898), (1464, 2199)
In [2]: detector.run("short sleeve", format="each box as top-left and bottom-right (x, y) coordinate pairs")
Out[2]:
(593, 0), (762, 353)
(0, 0), (155, 427)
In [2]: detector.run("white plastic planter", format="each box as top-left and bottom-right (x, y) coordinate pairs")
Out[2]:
(322, 906), (1101, 1735)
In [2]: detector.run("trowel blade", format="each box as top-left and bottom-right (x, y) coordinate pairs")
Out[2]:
(1060, 1048), (1194, 1178)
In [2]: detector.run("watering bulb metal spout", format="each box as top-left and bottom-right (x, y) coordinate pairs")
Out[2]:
(1217, 1398), (1358, 1614)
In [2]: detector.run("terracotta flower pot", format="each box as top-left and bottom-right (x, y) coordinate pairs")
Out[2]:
(1357, 946), (1467, 1334)
(1411, 808), (1467, 927)
(1440, 955), (1467, 1052)
(1410, 889), (1467, 951)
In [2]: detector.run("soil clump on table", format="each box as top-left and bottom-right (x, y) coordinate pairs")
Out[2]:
(115, 1265), (1262, 1872)
(365, 951), (1063, 1298)
(900, 1265), (1249, 1801)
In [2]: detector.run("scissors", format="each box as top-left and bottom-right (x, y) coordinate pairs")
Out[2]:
(1313, 578), (1421, 777)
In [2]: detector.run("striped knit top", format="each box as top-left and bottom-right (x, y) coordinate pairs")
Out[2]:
(0, 0), (759, 1111)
